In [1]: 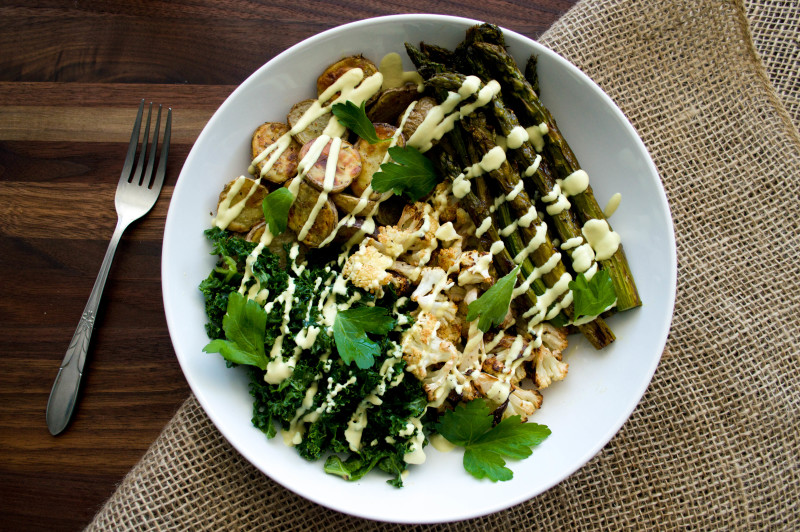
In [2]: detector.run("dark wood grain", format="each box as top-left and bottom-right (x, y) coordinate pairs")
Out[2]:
(0, 1), (576, 529)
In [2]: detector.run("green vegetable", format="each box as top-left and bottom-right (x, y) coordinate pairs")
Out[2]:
(203, 291), (268, 369)
(331, 101), (386, 144)
(372, 146), (439, 201)
(262, 188), (293, 236)
(436, 399), (551, 482)
(568, 270), (617, 320)
(333, 307), (397, 369)
(324, 454), (384, 482)
(466, 265), (520, 332)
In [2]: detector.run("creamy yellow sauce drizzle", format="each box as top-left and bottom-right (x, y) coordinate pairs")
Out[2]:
(213, 49), (632, 461)
(604, 192), (622, 218)
(378, 52), (424, 92)
(406, 77), (500, 153)
(582, 219), (621, 260)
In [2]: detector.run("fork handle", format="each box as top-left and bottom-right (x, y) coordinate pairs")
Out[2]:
(46, 218), (130, 435)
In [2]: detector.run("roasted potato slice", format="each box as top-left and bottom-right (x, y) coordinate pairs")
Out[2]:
(245, 221), (267, 242)
(333, 217), (378, 244)
(317, 55), (378, 101)
(288, 99), (337, 147)
(331, 191), (378, 216)
(367, 83), (421, 124)
(374, 193), (405, 226)
(401, 96), (437, 139)
(299, 138), (361, 194)
(246, 221), (301, 262)
(251, 122), (300, 184)
(217, 177), (268, 233)
(351, 123), (406, 198)
(288, 181), (339, 248)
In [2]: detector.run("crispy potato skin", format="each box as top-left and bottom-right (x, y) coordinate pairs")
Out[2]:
(374, 193), (405, 226)
(367, 83), (420, 124)
(331, 191), (378, 215)
(401, 96), (437, 139)
(287, 99), (342, 146)
(246, 221), (300, 265)
(316, 55), (378, 99)
(287, 181), (338, 248)
(299, 138), (361, 194)
(217, 177), (268, 233)
(331, 216), (378, 244)
(251, 122), (300, 184)
(351, 123), (406, 198)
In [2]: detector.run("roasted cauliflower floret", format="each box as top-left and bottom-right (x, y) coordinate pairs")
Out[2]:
(470, 371), (509, 405)
(430, 182), (459, 223)
(504, 386), (543, 422)
(401, 312), (459, 379)
(410, 267), (460, 341)
(470, 371), (542, 422)
(457, 250), (493, 286)
(532, 346), (568, 389)
(540, 322), (569, 352)
(342, 242), (394, 295)
(483, 335), (535, 385)
(458, 321), (486, 373)
(374, 225), (422, 258)
(435, 246), (462, 272)
(421, 360), (455, 405)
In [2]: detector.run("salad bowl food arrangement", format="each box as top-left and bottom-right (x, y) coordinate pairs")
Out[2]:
(163, 14), (676, 524)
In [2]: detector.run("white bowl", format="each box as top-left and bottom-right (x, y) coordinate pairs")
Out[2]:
(163, 14), (676, 524)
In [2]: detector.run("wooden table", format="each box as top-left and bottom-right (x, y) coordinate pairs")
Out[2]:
(0, 2), (575, 529)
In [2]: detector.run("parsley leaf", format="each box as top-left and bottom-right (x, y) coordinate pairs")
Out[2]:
(568, 270), (617, 319)
(437, 399), (551, 482)
(331, 101), (386, 144)
(436, 399), (550, 482)
(333, 307), (396, 369)
(466, 265), (520, 332)
(262, 188), (293, 236)
(203, 291), (268, 369)
(371, 146), (439, 201)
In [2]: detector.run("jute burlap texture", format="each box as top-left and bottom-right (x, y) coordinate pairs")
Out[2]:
(87, 0), (800, 529)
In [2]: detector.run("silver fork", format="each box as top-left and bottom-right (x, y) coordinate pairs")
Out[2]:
(46, 100), (172, 435)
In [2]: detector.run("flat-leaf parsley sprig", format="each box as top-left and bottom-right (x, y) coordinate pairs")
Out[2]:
(371, 146), (439, 201)
(333, 306), (397, 369)
(262, 188), (294, 236)
(568, 270), (617, 320)
(203, 291), (268, 369)
(465, 265), (520, 332)
(331, 101), (387, 144)
(436, 399), (551, 482)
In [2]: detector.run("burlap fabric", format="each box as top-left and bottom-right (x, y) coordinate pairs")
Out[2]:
(86, 0), (800, 529)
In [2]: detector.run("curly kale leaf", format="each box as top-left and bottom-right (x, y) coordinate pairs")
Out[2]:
(324, 446), (409, 487)
(249, 357), (322, 439)
(198, 274), (234, 339)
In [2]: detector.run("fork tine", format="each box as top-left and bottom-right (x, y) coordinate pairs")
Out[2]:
(143, 104), (162, 188)
(131, 102), (153, 185)
(151, 107), (172, 192)
(119, 100), (145, 184)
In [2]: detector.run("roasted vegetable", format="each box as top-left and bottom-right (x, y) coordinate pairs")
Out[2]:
(317, 55), (379, 101)
(299, 138), (362, 194)
(287, 180), (338, 247)
(468, 38), (641, 311)
(251, 122), (301, 184)
(287, 99), (339, 146)
(367, 83), (420, 124)
(400, 96), (436, 140)
(352, 123), (405, 198)
(216, 177), (269, 233)
(331, 191), (378, 216)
